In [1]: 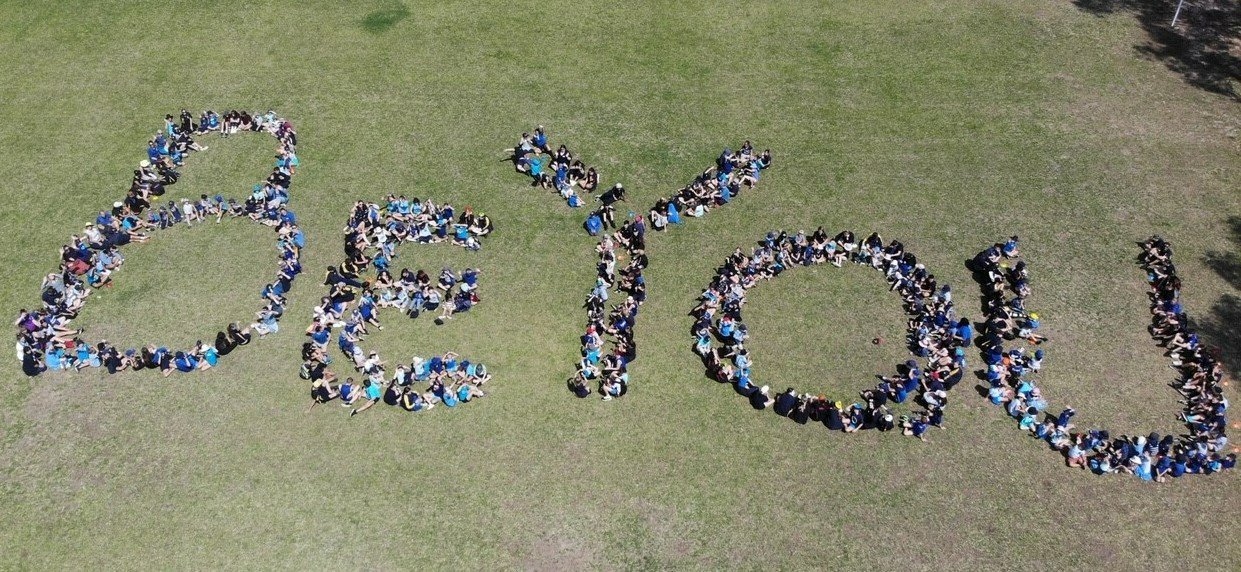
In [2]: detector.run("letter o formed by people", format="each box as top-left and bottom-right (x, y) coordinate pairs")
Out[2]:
(14, 111), (304, 377)
(691, 229), (970, 438)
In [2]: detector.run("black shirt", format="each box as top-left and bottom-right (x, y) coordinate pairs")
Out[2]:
(308, 362), (327, 382)
(824, 408), (845, 431)
(773, 392), (797, 417)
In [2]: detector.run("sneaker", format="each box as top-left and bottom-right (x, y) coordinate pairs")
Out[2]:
(349, 409), (358, 418)
(602, 395), (613, 401)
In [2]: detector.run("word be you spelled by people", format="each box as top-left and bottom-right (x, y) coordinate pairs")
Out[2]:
(13, 116), (1234, 481)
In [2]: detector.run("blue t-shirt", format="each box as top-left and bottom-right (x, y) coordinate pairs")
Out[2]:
(175, 355), (196, 372)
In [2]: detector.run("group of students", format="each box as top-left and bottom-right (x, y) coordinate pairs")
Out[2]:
(568, 144), (775, 399)
(173, 109), (289, 139)
(691, 230), (969, 439)
(337, 197), (493, 258)
(569, 224), (644, 400)
(298, 197), (495, 416)
(583, 144), (771, 237)
(15, 112), (303, 377)
(970, 236), (1234, 479)
(509, 126), (602, 208)
(642, 143), (772, 233)
(306, 350), (493, 417)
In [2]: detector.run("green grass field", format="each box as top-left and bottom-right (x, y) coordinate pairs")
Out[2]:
(1, 1), (1239, 569)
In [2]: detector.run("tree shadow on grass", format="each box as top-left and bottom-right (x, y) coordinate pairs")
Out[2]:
(1197, 216), (1241, 376)
(1072, 0), (1240, 99)
(1195, 294), (1241, 377)
(360, 2), (410, 34)
(1204, 216), (1241, 290)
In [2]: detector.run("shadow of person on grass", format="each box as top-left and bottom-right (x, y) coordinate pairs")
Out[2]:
(1072, 0), (1240, 99)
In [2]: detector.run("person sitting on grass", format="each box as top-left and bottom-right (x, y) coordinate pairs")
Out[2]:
(773, 388), (799, 417)
(436, 289), (479, 324)
(308, 378), (339, 412)
(454, 379), (486, 403)
(338, 378), (361, 407)
(400, 387), (435, 412)
(349, 378), (385, 417)
(902, 413), (931, 442)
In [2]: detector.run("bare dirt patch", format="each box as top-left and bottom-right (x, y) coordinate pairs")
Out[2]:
(521, 532), (600, 571)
